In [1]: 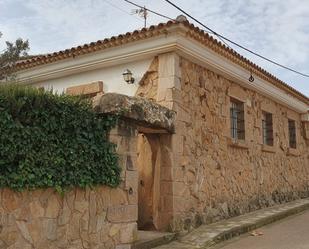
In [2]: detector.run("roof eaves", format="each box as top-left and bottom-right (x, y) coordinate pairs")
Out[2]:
(9, 19), (309, 105)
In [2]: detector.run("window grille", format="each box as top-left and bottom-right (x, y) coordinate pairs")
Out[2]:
(230, 98), (245, 140)
(288, 119), (296, 149)
(262, 112), (273, 146)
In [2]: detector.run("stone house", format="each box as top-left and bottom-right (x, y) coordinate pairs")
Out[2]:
(3, 16), (309, 248)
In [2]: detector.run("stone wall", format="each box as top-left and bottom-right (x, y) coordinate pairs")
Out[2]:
(2, 52), (307, 247)
(0, 187), (137, 249)
(153, 52), (309, 232)
(0, 121), (139, 249)
(135, 57), (158, 101)
(168, 57), (309, 231)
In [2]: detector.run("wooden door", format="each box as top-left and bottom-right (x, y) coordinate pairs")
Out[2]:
(137, 134), (161, 230)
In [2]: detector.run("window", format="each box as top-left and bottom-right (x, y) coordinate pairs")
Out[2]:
(288, 119), (296, 149)
(262, 112), (273, 146)
(230, 98), (245, 140)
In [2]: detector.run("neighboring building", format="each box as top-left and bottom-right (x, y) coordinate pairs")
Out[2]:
(8, 16), (309, 247)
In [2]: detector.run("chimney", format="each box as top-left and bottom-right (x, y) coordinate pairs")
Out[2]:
(176, 15), (187, 22)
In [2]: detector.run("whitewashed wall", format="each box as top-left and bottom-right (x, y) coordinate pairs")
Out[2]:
(18, 58), (152, 96)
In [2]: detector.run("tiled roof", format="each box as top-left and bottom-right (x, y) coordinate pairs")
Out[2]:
(10, 19), (309, 104)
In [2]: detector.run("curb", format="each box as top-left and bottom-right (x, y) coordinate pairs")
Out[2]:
(132, 233), (175, 249)
(154, 198), (309, 249)
(206, 200), (309, 248)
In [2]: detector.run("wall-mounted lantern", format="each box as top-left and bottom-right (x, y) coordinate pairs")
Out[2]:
(249, 70), (254, 82)
(122, 69), (135, 84)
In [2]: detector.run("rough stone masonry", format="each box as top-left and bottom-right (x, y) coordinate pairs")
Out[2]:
(0, 51), (308, 248)
(140, 52), (309, 232)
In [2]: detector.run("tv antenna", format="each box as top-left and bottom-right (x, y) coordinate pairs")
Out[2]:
(131, 6), (148, 28)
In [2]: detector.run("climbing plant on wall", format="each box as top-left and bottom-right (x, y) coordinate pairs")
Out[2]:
(0, 84), (120, 192)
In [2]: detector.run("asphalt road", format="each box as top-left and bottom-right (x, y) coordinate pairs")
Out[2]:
(215, 210), (309, 249)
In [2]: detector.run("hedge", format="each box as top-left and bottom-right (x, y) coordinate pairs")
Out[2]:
(0, 84), (120, 192)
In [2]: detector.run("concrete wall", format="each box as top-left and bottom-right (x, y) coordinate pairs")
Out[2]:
(0, 121), (139, 249)
(165, 55), (309, 232)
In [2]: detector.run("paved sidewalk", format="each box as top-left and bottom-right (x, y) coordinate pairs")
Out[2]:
(215, 210), (309, 249)
(154, 198), (309, 249)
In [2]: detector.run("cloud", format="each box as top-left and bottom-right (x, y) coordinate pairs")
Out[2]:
(0, 0), (308, 95)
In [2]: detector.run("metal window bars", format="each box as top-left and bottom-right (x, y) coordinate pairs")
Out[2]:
(288, 119), (296, 149)
(230, 99), (245, 140)
(262, 112), (273, 146)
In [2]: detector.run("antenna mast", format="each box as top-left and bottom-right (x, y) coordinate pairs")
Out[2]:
(131, 6), (148, 28)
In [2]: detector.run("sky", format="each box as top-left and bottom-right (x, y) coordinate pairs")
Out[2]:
(0, 0), (308, 96)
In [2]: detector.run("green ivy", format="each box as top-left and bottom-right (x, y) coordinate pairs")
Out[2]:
(0, 84), (120, 192)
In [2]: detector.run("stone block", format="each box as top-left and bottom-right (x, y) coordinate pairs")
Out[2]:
(109, 224), (121, 237)
(174, 104), (191, 123)
(65, 189), (75, 211)
(119, 222), (137, 244)
(66, 81), (103, 96)
(68, 212), (81, 241)
(107, 205), (137, 223)
(228, 85), (246, 102)
(110, 188), (127, 206)
(174, 120), (187, 135)
(74, 200), (88, 214)
(165, 88), (174, 102)
(160, 166), (172, 181)
(303, 122), (309, 140)
(29, 201), (45, 219)
(89, 194), (97, 234)
(161, 195), (173, 212)
(171, 135), (184, 154)
(2, 189), (21, 212)
(173, 167), (185, 179)
(157, 77), (181, 99)
(15, 204), (31, 222)
(1, 230), (18, 247)
(157, 101), (175, 110)
(157, 211), (173, 230)
(160, 181), (173, 195)
(96, 213), (107, 232)
(45, 195), (61, 218)
(125, 171), (138, 205)
(125, 171), (138, 191)
(43, 219), (57, 241)
(158, 52), (180, 79)
(16, 221), (33, 244)
(173, 182), (188, 197)
(156, 86), (167, 102)
(126, 155), (137, 171)
(58, 199), (71, 226)
(96, 187), (111, 212)
(94, 93), (175, 133)
(173, 196), (193, 213)
(27, 221), (42, 247)
(115, 244), (132, 249)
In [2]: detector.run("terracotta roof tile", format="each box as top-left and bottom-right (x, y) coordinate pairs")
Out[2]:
(8, 19), (309, 104)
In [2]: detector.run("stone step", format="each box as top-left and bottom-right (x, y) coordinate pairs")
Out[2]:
(132, 230), (176, 249)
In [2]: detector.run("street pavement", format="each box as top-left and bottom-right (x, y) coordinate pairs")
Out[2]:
(214, 210), (309, 249)
(154, 199), (309, 249)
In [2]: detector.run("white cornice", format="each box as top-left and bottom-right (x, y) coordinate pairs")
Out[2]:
(175, 36), (308, 113)
(16, 35), (178, 84)
(16, 27), (308, 113)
